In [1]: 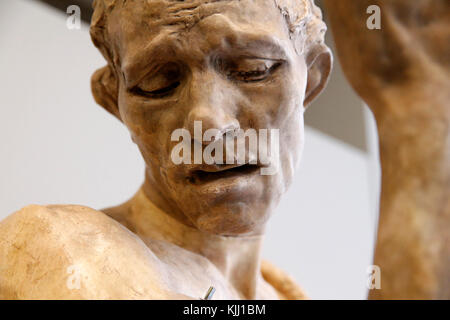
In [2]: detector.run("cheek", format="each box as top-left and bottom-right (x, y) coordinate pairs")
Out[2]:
(238, 69), (306, 129)
(288, 111), (305, 166)
(117, 89), (180, 165)
(279, 109), (304, 187)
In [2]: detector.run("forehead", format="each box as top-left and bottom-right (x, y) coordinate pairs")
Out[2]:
(109, 0), (288, 35)
(107, 0), (294, 68)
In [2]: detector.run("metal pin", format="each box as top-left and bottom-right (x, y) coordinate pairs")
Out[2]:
(203, 286), (216, 300)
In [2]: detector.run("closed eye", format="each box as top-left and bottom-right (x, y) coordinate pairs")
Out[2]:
(131, 81), (180, 98)
(130, 62), (182, 99)
(227, 61), (282, 83)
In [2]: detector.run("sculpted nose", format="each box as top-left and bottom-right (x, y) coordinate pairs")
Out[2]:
(185, 76), (240, 144)
(186, 107), (239, 145)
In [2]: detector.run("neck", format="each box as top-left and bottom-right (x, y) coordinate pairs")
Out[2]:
(125, 185), (265, 299)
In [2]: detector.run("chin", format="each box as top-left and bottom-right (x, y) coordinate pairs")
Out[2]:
(163, 164), (283, 235)
(187, 199), (272, 236)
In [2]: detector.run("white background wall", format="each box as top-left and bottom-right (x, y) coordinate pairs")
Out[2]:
(0, 0), (380, 299)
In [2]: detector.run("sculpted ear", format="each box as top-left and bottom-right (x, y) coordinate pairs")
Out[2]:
(304, 44), (333, 107)
(91, 65), (121, 120)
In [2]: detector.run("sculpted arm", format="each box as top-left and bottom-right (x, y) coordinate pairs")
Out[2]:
(324, 0), (450, 299)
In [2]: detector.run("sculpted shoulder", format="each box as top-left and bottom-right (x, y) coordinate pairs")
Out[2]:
(0, 204), (188, 300)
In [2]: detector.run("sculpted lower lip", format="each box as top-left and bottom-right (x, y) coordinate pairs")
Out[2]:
(187, 164), (260, 185)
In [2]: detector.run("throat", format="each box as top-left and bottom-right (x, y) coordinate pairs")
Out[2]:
(123, 187), (266, 299)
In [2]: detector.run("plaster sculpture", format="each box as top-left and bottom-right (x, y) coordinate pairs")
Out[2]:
(0, 0), (448, 300)
(0, 0), (330, 300)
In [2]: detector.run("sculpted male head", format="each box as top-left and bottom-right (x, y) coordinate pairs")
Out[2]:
(90, 0), (332, 236)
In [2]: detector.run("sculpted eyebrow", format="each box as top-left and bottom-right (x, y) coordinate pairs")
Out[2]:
(216, 31), (289, 61)
(122, 42), (176, 89)
(230, 41), (287, 60)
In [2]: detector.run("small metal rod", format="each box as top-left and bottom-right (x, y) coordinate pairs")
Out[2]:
(203, 286), (216, 300)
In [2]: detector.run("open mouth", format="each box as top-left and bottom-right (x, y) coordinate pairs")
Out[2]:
(188, 164), (260, 185)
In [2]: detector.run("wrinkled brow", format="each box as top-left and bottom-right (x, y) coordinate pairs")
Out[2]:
(130, 0), (238, 29)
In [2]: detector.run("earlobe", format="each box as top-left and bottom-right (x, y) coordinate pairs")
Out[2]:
(304, 44), (333, 107)
(91, 65), (121, 120)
